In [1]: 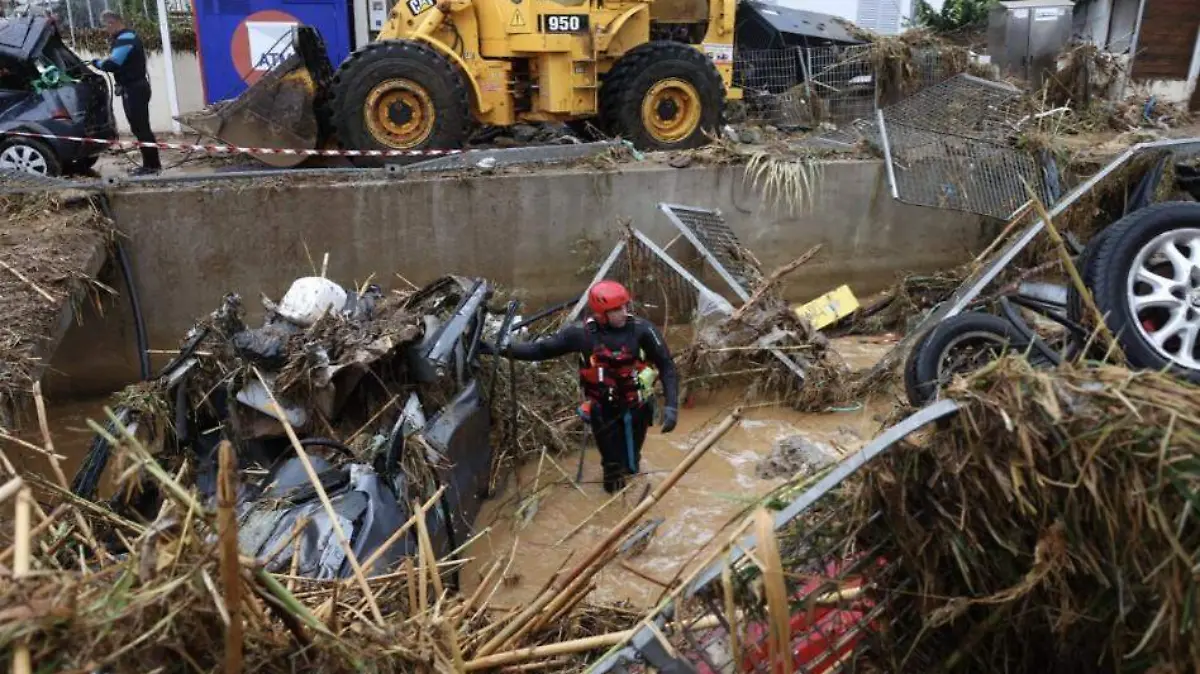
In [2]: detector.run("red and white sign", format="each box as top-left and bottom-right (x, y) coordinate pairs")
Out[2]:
(230, 9), (301, 84)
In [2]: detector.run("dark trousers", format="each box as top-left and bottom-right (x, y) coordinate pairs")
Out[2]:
(120, 80), (161, 169)
(590, 401), (652, 493)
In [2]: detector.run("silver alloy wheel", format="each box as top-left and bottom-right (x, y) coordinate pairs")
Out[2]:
(1126, 227), (1200, 372)
(0, 143), (50, 175)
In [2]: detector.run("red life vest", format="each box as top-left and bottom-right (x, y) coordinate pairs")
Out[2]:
(578, 319), (649, 407)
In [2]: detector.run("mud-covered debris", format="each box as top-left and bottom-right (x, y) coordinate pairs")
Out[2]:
(755, 434), (837, 480)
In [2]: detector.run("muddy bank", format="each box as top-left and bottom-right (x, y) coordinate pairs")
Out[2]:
(0, 191), (109, 427)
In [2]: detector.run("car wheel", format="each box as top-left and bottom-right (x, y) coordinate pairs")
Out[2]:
(1089, 201), (1200, 383)
(0, 137), (63, 177)
(905, 312), (1034, 407)
(1066, 223), (1117, 324)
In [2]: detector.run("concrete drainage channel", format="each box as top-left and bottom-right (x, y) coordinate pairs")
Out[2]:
(5, 128), (1200, 671)
(0, 143), (996, 673)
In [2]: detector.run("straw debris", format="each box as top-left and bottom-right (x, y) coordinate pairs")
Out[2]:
(0, 192), (112, 428)
(856, 357), (1200, 672)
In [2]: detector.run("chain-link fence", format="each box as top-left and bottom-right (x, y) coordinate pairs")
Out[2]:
(733, 44), (975, 130)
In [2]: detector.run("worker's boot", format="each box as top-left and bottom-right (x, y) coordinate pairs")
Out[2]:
(602, 463), (626, 494)
(128, 165), (160, 177)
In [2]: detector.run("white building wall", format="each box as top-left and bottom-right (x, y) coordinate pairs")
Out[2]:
(77, 49), (206, 134)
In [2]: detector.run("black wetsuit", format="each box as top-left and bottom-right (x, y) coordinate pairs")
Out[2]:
(506, 317), (679, 492)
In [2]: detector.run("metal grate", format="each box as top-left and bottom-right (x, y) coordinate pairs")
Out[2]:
(882, 120), (1046, 220)
(586, 400), (963, 674)
(657, 203), (808, 382)
(877, 74), (1048, 220)
(880, 74), (1025, 141)
(658, 203), (764, 302)
(566, 229), (732, 326)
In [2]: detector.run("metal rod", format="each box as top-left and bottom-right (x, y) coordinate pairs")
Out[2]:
(877, 108), (899, 201)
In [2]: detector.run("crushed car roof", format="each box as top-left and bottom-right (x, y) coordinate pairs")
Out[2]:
(0, 17), (55, 62)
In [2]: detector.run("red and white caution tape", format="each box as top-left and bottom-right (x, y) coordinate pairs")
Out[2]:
(1, 129), (465, 157)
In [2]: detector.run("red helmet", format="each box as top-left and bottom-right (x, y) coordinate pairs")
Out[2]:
(587, 280), (630, 319)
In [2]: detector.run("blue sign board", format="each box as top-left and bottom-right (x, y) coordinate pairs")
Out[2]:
(192, 0), (353, 105)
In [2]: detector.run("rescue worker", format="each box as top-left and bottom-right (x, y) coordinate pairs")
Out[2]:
(92, 11), (162, 176)
(484, 280), (679, 493)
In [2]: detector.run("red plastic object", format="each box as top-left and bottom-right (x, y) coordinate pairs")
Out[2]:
(690, 556), (883, 674)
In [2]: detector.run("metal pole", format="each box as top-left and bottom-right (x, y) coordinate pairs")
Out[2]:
(1120, 0), (1148, 100)
(154, 0), (182, 133)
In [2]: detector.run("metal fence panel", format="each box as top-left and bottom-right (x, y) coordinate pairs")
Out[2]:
(876, 73), (1048, 220)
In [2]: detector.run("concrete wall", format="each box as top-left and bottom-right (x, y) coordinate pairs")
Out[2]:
(77, 49), (206, 133)
(44, 160), (993, 398)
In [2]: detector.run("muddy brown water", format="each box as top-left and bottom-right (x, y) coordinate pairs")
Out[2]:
(457, 336), (897, 609)
(10, 336), (898, 610)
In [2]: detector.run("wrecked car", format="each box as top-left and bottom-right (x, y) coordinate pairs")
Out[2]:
(0, 16), (115, 176)
(72, 274), (515, 583)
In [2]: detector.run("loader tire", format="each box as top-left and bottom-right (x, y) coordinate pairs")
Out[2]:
(600, 42), (724, 151)
(329, 40), (470, 166)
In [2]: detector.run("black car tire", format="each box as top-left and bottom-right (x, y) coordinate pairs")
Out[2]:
(599, 41), (724, 151)
(1089, 201), (1200, 383)
(905, 312), (1034, 407)
(0, 137), (63, 177)
(1066, 223), (1117, 324)
(328, 40), (470, 167)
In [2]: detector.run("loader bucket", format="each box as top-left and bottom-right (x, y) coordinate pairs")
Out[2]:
(176, 26), (335, 168)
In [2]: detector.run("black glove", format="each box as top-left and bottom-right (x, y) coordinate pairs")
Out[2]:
(661, 406), (678, 433)
(477, 340), (496, 356)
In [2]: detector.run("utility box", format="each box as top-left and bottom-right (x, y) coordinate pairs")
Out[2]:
(988, 0), (1073, 91)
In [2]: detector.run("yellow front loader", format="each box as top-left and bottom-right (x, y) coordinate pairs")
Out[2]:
(180, 0), (740, 165)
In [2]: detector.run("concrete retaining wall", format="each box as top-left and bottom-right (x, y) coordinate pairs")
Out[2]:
(45, 160), (994, 397)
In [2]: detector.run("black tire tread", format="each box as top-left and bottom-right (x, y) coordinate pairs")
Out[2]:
(327, 40), (470, 163)
(1088, 200), (1200, 381)
(906, 312), (1032, 407)
(1066, 223), (1117, 323)
(599, 41), (723, 151)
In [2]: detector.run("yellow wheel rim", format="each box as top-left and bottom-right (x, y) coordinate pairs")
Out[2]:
(363, 79), (436, 149)
(641, 78), (702, 144)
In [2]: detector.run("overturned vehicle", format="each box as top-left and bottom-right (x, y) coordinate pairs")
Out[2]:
(72, 274), (518, 581)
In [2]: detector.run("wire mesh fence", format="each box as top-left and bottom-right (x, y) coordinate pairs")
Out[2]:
(565, 228), (724, 327)
(878, 74), (1049, 220)
(733, 45), (976, 130)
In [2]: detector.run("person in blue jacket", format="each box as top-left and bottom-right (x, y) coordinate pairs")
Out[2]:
(92, 11), (161, 175)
